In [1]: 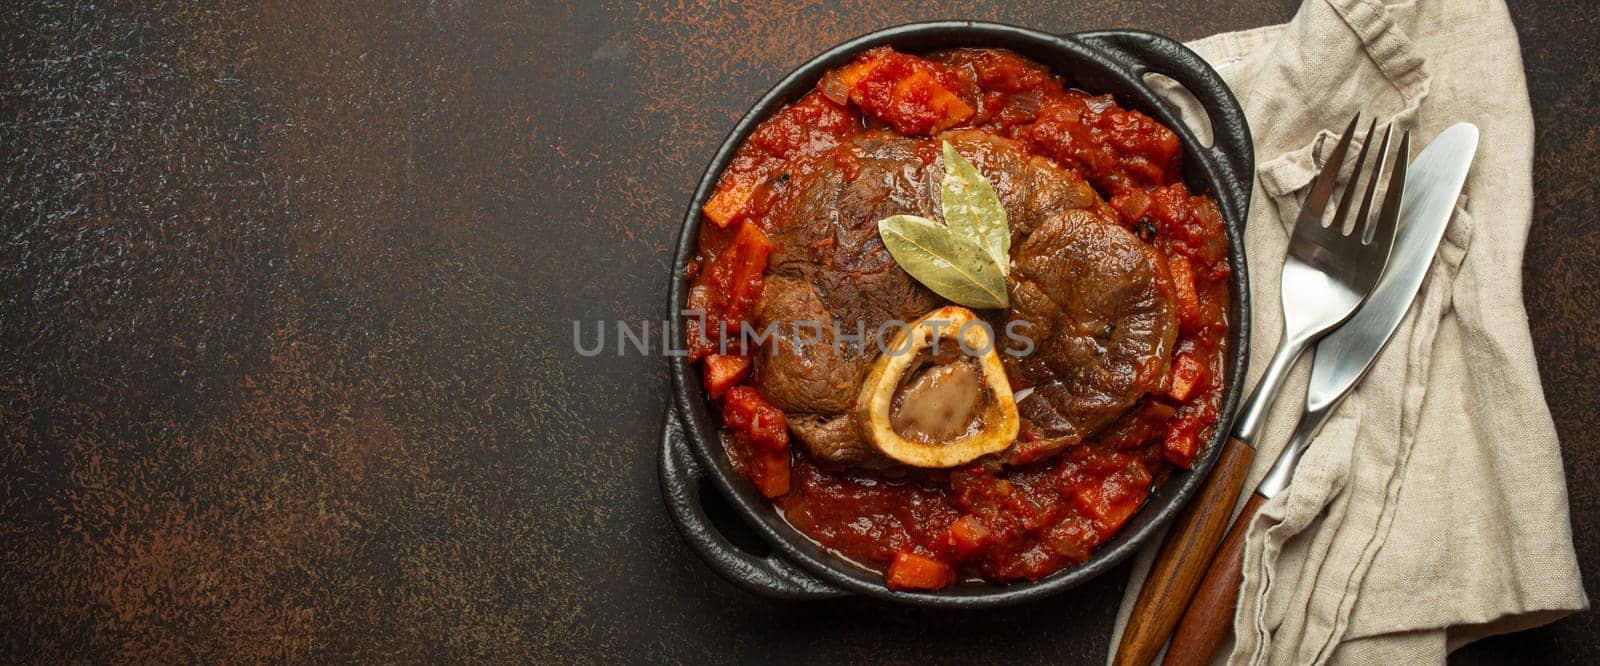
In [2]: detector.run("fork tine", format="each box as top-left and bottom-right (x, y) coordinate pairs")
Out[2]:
(1369, 130), (1411, 246)
(1328, 117), (1380, 233)
(1353, 123), (1395, 243)
(1295, 114), (1362, 231)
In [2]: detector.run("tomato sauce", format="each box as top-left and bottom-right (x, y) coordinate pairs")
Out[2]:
(690, 47), (1231, 589)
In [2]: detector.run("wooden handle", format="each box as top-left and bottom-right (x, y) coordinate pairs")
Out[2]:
(1162, 492), (1268, 666)
(1113, 437), (1256, 666)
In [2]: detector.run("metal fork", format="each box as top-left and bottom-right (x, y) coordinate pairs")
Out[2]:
(1232, 115), (1406, 443)
(1113, 114), (1409, 666)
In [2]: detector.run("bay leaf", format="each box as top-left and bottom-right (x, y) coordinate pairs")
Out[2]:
(878, 214), (1009, 309)
(939, 141), (1010, 276)
(875, 140), (1013, 310)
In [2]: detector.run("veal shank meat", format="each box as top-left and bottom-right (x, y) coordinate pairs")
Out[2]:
(750, 129), (1176, 468)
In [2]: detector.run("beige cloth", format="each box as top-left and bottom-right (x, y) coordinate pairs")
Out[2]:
(1110, 0), (1589, 663)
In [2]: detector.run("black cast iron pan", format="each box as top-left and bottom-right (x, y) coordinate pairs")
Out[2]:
(662, 21), (1253, 608)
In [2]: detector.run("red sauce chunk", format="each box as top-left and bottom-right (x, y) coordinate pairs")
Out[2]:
(689, 47), (1232, 589)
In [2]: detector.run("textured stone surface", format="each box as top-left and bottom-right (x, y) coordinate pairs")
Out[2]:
(0, 1), (1591, 661)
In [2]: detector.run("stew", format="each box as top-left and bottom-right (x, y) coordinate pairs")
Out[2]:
(687, 46), (1230, 590)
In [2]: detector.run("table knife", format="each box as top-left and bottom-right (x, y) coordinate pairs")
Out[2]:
(1161, 122), (1481, 666)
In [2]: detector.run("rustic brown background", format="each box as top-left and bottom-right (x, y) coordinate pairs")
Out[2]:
(1, 1), (1593, 662)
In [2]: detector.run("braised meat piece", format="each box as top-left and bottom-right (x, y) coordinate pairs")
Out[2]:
(754, 129), (1169, 468)
(1003, 209), (1178, 464)
(749, 275), (876, 415)
(787, 413), (893, 469)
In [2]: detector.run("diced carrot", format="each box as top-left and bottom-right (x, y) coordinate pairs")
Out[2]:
(750, 446), (790, 498)
(930, 90), (975, 131)
(718, 221), (775, 325)
(943, 515), (992, 560)
(1167, 350), (1208, 402)
(1070, 460), (1152, 536)
(702, 354), (751, 399)
(886, 551), (956, 591)
(829, 49), (888, 94)
(703, 179), (757, 228)
(1163, 416), (1201, 468)
(891, 70), (974, 132)
(1168, 254), (1202, 332)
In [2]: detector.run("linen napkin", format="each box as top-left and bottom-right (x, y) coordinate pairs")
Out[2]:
(1109, 0), (1589, 663)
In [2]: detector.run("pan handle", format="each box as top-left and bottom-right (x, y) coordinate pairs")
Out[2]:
(1074, 30), (1255, 224)
(659, 406), (848, 600)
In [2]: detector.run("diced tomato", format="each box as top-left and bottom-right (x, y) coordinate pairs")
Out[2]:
(950, 467), (1017, 520)
(1168, 254), (1203, 333)
(1103, 108), (1182, 185)
(1018, 91), (1180, 190)
(1069, 457), (1153, 536)
(1006, 489), (1061, 532)
(723, 386), (790, 497)
(943, 515), (992, 560)
(1043, 517), (1097, 562)
(702, 91), (858, 228)
(1163, 414), (1203, 468)
(684, 284), (718, 362)
(1099, 401), (1178, 450)
(1141, 183), (1230, 265)
(886, 551), (956, 591)
(1110, 189), (1153, 226)
(746, 92), (859, 157)
(828, 47), (974, 135)
(702, 354), (751, 399)
(690, 221), (775, 362)
(1168, 350), (1208, 403)
(958, 48), (1055, 94)
(722, 386), (788, 452)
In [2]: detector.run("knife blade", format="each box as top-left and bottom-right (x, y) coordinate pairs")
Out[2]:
(1255, 122), (1480, 498)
